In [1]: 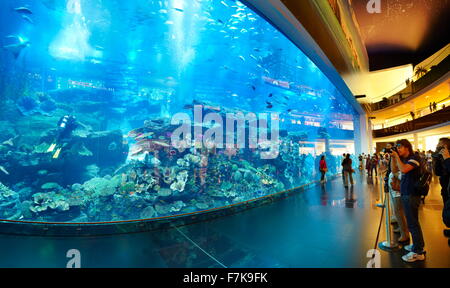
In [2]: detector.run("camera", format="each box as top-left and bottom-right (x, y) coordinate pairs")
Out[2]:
(383, 146), (397, 154)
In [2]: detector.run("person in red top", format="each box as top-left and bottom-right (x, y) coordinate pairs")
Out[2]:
(319, 155), (327, 184)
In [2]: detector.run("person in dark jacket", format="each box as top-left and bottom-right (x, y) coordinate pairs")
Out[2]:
(319, 155), (327, 184)
(433, 138), (450, 204)
(342, 154), (354, 188)
(438, 141), (450, 237)
(390, 139), (426, 262)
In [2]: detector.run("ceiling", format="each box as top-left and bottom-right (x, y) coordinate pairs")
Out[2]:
(351, 0), (450, 71)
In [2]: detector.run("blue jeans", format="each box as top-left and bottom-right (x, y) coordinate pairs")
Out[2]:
(401, 195), (425, 253)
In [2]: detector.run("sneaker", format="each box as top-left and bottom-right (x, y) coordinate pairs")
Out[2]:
(444, 229), (450, 238)
(404, 244), (413, 252)
(402, 252), (425, 262)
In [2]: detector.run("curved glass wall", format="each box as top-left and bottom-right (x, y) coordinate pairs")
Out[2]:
(0, 0), (360, 223)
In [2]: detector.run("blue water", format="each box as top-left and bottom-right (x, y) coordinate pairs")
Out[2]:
(0, 0), (360, 223)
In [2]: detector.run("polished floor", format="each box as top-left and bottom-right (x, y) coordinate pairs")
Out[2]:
(0, 172), (449, 268)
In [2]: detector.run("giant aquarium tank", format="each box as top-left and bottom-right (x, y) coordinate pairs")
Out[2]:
(0, 0), (360, 224)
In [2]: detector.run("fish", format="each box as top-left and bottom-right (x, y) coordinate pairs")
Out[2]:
(221, 1), (229, 7)
(239, 55), (245, 61)
(266, 104), (273, 109)
(14, 7), (33, 14)
(249, 54), (258, 61)
(135, 132), (154, 140)
(217, 19), (224, 24)
(0, 166), (9, 175)
(3, 41), (30, 58)
(173, 8), (184, 12)
(251, 85), (256, 91)
(2, 137), (15, 146)
(21, 15), (34, 24)
(268, 93), (273, 98)
(128, 128), (144, 138)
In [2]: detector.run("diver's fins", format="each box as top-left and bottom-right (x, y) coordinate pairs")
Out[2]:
(53, 148), (62, 159)
(47, 143), (57, 153)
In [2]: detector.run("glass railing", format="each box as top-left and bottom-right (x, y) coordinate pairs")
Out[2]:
(373, 105), (450, 138)
(370, 55), (450, 111)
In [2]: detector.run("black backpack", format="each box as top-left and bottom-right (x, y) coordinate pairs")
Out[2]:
(414, 157), (432, 197)
(444, 199), (450, 228)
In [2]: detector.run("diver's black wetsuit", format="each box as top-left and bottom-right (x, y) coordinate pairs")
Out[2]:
(56, 115), (78, 142)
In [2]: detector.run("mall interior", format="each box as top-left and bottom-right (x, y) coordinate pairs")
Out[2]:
(0, 0), (449, 268)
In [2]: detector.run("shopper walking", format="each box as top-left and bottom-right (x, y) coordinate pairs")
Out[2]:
(366, 155), (372, 176)
(342, 154), (354, 188)
(391, 139), (426, 262)
(371, 155), (378, 177)
(319, 155), (328, 184)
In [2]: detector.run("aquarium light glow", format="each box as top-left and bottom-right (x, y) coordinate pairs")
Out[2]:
(49, 0), (100, 61)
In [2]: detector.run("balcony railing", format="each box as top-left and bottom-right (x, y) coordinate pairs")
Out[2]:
(373, 105), (450, 138)
(370, 55), (450, 111)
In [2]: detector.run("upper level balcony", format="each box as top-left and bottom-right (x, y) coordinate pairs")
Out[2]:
(369, 55), (450, 112)
(373, 105), (450, 138)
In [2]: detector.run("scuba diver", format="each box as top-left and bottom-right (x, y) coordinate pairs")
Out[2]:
(47, 115), (78, 159)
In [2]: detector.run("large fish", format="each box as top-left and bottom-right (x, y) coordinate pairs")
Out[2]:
(14, 7), (33, 14)
(0, 166), (9, 175)
(3, 41), (30, 58)
(21, 15), (34, 24)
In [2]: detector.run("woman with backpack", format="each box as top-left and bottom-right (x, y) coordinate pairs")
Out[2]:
(390, 139), (426, 262)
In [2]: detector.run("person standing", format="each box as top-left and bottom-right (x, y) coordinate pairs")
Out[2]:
(319, 155), (328, 184)
(371, 155), (378, 177)
(342, 154), (354, 188)
(391, 139), (426, 262)
(366, 155), (372, 176)
(388, 150), (410, 243)
(433, 138), (450, 205)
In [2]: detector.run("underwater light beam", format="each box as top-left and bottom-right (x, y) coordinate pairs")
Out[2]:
(49, 0), (99, 61)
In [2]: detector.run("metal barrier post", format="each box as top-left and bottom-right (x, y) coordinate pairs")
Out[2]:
(376, 170), (384, 208)
(379, 179), (399, 251)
